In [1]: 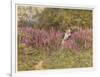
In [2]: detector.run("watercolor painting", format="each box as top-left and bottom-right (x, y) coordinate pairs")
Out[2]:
(17, 5), (93, 71)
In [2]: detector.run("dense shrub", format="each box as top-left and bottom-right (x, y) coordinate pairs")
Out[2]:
(62, 29), (92, 51)
(18, 27), (92, 52)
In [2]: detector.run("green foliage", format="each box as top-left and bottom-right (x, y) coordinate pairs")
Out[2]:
(18, 43), (92, 71)
(17, 6), (92, 31)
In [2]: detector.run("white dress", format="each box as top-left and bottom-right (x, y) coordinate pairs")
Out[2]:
(63, 29), (71, 40)
(61, 30), (71, 46)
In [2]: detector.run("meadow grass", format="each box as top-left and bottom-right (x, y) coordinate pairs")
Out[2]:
(18, 46), (92, 71)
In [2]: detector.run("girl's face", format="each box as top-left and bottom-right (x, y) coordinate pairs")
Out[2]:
(66, 29), (70, 33)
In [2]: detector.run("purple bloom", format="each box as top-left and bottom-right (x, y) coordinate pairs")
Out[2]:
(18, 27), (92, 52)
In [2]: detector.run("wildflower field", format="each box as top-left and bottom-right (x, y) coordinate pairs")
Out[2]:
(17, 6), (93, 71)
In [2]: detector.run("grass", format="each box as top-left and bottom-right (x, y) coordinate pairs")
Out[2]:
(17, 28), (92, 71)
(18, 45), (93, 71)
